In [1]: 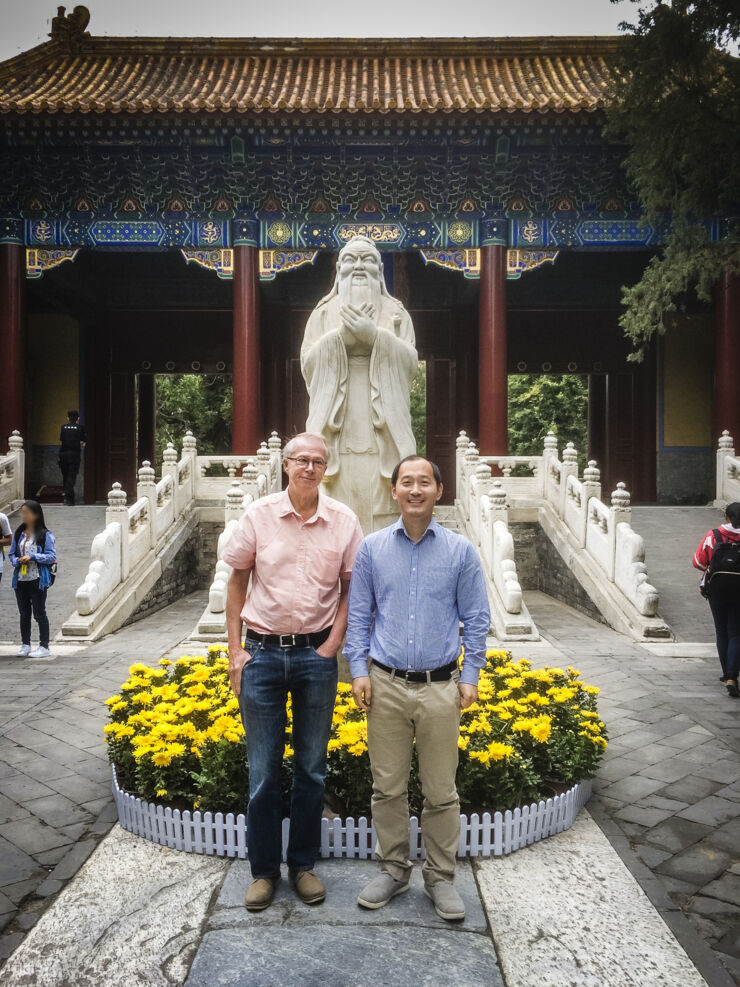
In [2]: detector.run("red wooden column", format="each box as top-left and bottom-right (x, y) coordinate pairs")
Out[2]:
(715, 270), (740, 447)
(478, 244), (508, 454)
(0, 245), (25, 443)
(232, 245), (261, 453)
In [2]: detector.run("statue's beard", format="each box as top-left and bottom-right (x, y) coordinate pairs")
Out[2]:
(338, 274), (382, 313)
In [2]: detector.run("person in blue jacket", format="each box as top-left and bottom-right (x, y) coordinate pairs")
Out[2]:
(9, 500), (56, 658)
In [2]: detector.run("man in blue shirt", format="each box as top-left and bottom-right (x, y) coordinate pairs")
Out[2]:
(345, 455), (490, 921)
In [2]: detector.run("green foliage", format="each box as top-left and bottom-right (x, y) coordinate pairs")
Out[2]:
(154, 374), (233, 463)
(409, 361), (427, 456)
(605, 1), (740, 357)
(508, 375), (589, 468)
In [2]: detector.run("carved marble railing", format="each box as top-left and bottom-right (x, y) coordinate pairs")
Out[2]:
(456, 431), (668, 639)
(195, 432), (281, 503)
(456, 434), (537, 640)
(716, 431), (740, 506)
(195, 444), (282, 639)
(0, 431), (25, 513)
(62, 431), (282, 641)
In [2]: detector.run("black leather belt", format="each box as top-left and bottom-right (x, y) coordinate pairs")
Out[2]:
(371, 658), (459, 682)
(245, 626), (332, 649)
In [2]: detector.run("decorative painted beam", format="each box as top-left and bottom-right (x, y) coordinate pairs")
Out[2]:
(26, 247), (80, 278)
(181, 248), (234, 279)
(4, 213), (732, 252)
(507, 248), (560, 279)
(421, 248), (481, 279)
(420, 248), (560, 280)
(259, 249), (319, 280)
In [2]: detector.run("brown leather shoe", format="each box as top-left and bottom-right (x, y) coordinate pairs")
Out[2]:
(291, 869), (326, 904)
(244, 876), (280, 911)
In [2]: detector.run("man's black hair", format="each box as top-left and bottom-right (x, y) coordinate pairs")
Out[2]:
(726, 502), (740, 527)
(391, 455), (442, 487)
(67, 410), (79, 421)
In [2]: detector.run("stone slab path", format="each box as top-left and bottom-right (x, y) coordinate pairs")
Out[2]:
(519, 591), (740, 987)
(0, 591), (207, 960)
(0, 584), (738, 984)
(631, 505), (722, 643)
(0, 818), (712, 987)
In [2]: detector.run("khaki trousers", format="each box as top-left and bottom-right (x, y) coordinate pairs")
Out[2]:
(366, 664), (461, 886)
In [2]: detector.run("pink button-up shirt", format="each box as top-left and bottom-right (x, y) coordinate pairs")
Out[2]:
(221, 488), (364, 635)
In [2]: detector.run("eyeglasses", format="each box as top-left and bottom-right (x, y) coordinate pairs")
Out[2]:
(286, 456), (328, 470)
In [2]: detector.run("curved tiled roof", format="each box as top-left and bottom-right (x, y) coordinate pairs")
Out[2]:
(0, 35), (622, 116)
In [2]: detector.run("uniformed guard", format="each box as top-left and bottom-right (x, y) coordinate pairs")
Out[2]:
(58, 410), (86, 506)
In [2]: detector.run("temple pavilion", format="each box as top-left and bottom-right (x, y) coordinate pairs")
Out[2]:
(0, 6), (737, 505)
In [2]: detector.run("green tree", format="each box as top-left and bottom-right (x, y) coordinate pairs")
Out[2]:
(605, 1), (740, 358)
(154, 374), (233, 464)
(508, 375), (589, 469)
(409, 361), (427, 457)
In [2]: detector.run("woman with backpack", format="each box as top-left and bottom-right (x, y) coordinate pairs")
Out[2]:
(693, 502), (740, 698)
(9, 500), (56, 658)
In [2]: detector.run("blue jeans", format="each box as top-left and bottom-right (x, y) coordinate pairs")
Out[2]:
(708, 590), (740, 681)
(15, 579), (50, 648)
(238, 638), (338, 879)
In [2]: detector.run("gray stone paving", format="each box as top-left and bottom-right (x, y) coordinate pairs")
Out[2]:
(0, 590), (207, 962)
(632, 505), (722, 642)
(523, 591), (740, 987)
(0, 548), (739, 980)
(186, 859), (502, 987)
(0, 505), (107, 645)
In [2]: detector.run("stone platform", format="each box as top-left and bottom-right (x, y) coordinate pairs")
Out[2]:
(0, 814), (711, 987)
(0, 586), (739, 984)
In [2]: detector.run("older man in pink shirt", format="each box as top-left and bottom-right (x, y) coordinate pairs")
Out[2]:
(224, 432), (363, 912)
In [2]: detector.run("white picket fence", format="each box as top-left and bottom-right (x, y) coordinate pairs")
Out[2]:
(112, 765), (591, 859)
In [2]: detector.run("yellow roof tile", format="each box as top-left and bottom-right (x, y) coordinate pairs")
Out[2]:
(0, 35), (621, 116)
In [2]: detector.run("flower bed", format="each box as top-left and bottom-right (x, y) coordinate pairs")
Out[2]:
(104, 647), (606, 838)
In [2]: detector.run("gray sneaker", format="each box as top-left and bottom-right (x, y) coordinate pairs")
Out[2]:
(15, 644), (30, 657)
(357, 872), (410, 910)
(425, 881), (465, 921)
(28, 646), (51, 658)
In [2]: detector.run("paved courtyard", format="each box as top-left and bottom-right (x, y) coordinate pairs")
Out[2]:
(0, 513), (739, 982)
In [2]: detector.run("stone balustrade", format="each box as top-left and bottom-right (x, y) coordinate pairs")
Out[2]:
(0, 431), (25, 513)
(195, 440), (283, 639)
(63, 431), (282, 641)
(456, 431), (667, 639)
(457, 441), (537, 640)
(715, 431), (740, 506)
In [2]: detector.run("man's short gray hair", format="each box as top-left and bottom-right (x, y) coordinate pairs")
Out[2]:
(283, 432), (329, 461)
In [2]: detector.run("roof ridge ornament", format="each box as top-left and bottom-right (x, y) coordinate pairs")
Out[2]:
(50, 5), (90, 52)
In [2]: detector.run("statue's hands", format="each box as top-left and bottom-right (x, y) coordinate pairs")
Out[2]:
(340, 303), (377, 346)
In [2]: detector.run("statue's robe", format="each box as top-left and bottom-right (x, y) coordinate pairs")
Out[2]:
(301, 292), (418, 531)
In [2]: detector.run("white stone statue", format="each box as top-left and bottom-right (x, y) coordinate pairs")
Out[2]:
(301, 236), (418, 531)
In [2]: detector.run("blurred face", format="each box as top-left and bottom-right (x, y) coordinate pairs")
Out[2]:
(283, 438), (328, 496)
(20, 505), (38, 528)
(392, 459), (443, 520)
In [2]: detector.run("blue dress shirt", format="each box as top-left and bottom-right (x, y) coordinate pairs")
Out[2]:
(345, 516), (491, 686)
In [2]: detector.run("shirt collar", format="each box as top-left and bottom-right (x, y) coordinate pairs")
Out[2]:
(393, 515), (439, 541)
(278, 487), (328, 523)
